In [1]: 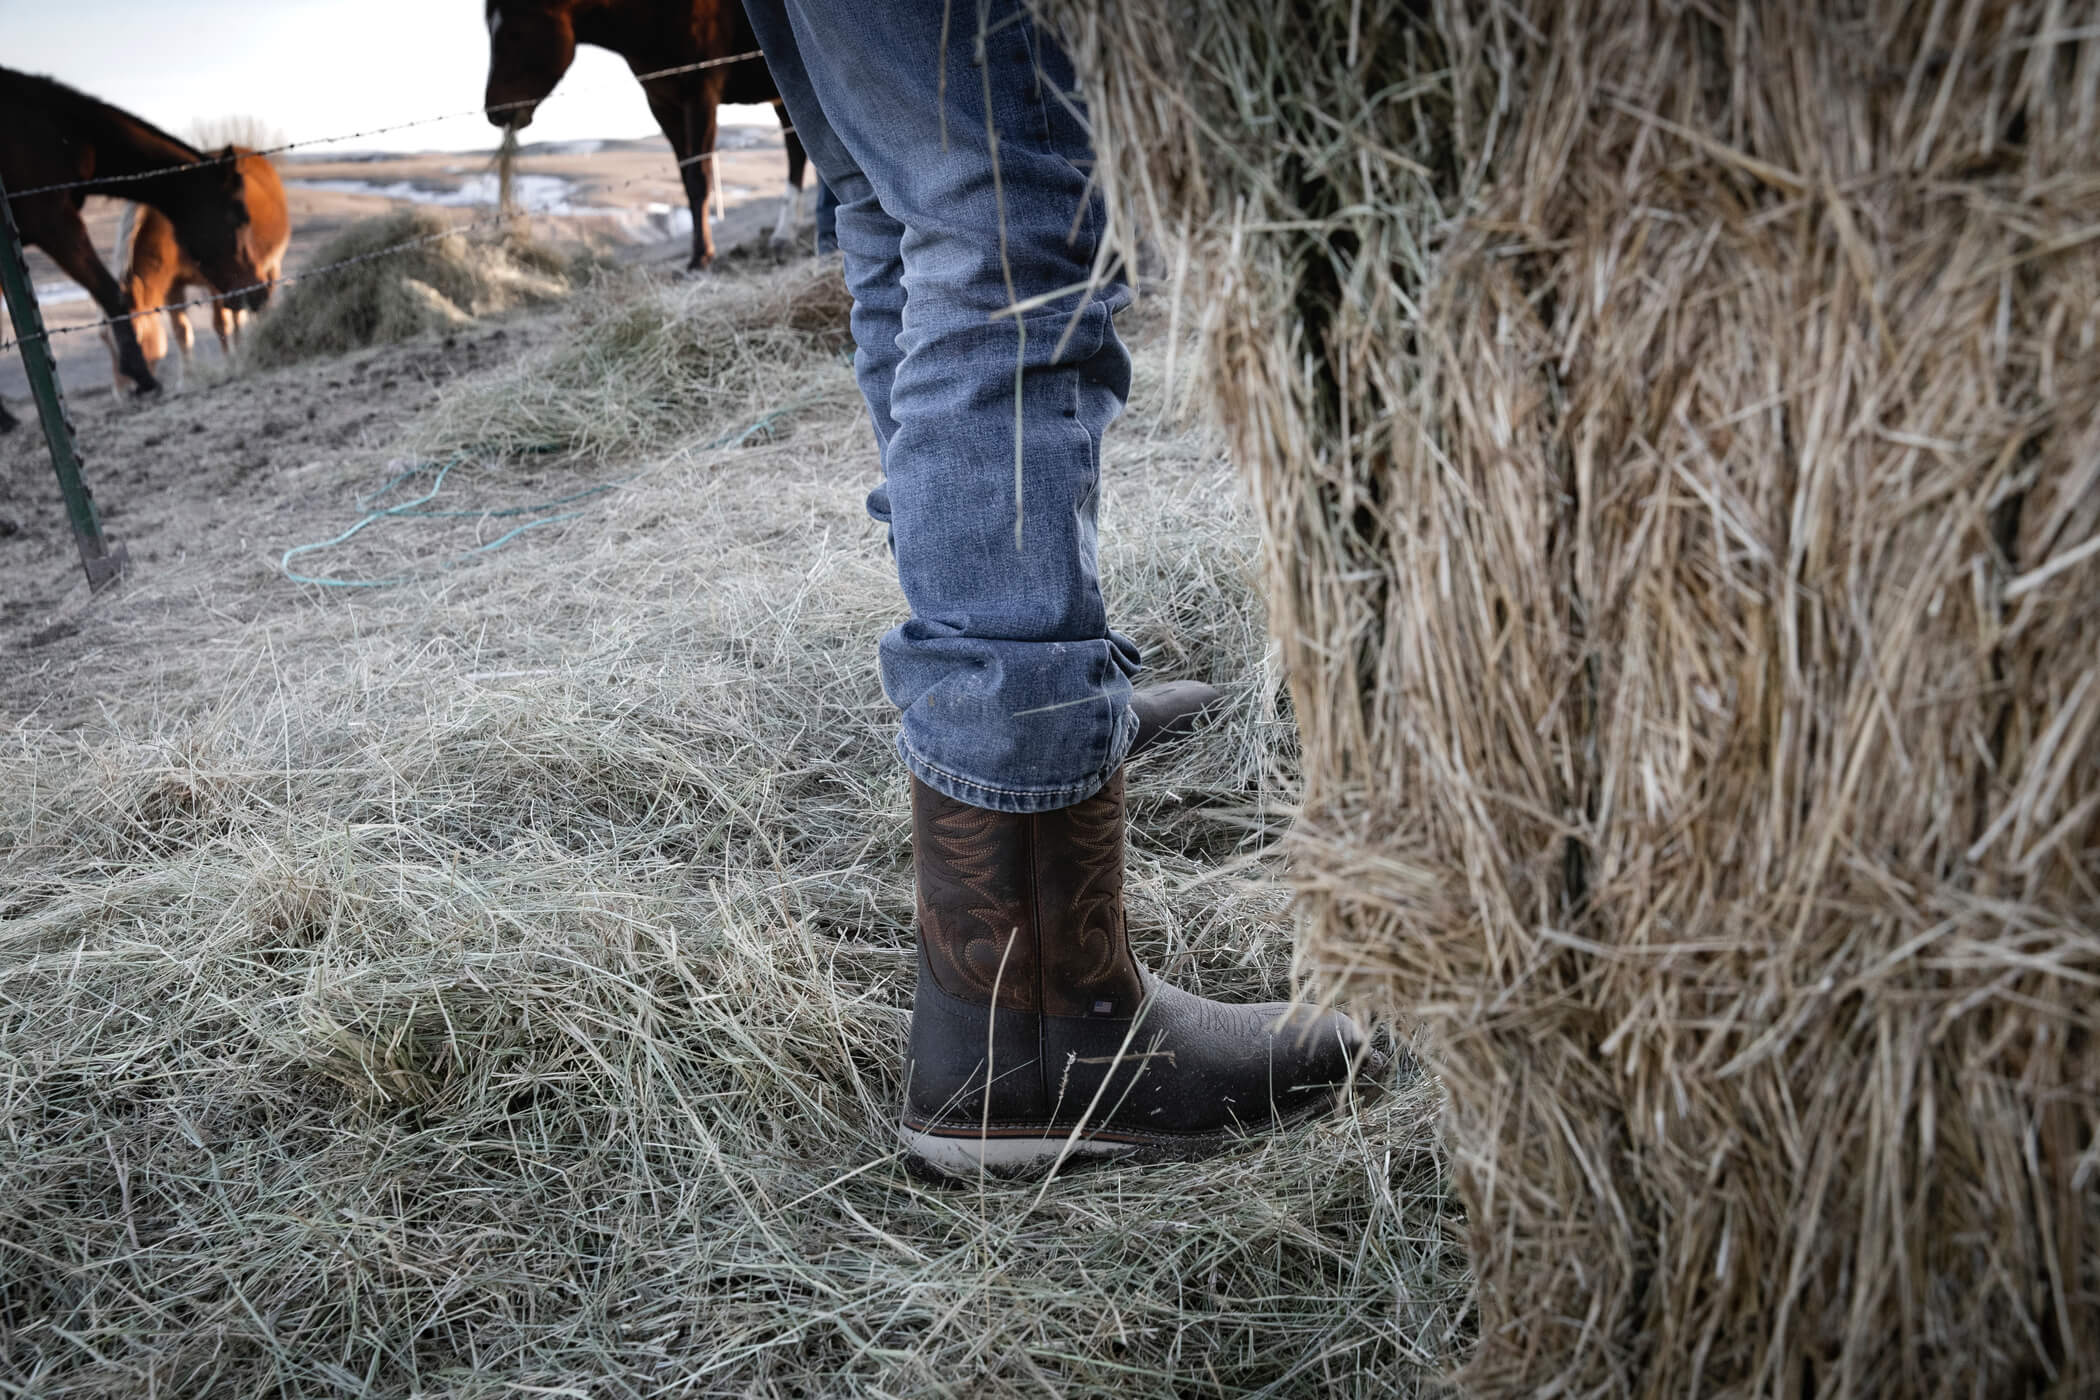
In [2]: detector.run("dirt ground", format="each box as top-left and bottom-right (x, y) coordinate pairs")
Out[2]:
(0, 129), (814, 697)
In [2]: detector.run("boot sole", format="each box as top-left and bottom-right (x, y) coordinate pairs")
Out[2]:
(899, 1074), (1384, 1181)
(899, 1121), (1241, 1180)
(901, 1124), (1154, 1178)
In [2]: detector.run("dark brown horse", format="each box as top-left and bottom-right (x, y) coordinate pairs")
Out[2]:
(484, 0), (807, 270)
(0, 66), (263, 404)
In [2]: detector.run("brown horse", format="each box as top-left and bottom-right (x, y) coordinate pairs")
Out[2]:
(103, 149), (290, 392)
(483, 0), (807, 270)
(0, 66), (263, 400)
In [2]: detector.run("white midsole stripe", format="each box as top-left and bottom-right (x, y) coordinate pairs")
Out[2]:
(900, 1126), (1138, 1175)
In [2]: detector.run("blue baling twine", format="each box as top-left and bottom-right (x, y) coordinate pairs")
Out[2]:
(278, 454), (610, 588)
(279, 399), (818, 589)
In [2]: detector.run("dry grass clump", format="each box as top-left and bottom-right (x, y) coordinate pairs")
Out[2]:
(418, 256), (856, 464)
(0, 269), (1463, 1395)
(248, 210), (574, 368)
(1043, 1), (2100, 1395)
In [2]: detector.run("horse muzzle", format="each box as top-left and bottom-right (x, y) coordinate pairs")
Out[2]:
(490, 104), (536, 131)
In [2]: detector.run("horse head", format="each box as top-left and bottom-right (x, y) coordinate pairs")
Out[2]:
(168, 149), (266, 311)
(484, 0), (577, 132)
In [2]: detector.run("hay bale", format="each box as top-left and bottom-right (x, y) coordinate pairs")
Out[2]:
(1040, 1), (2100, 1393)
(248, 209), (571, 367)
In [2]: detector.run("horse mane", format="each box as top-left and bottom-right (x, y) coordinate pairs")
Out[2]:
(1, 65), (207, 170)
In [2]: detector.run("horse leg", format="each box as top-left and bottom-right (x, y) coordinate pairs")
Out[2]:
(168, 306), (193, 392)
(772, 102), (808, 246)
(102, 327), (127, 403)
(0, 292), (17, 430)
(645, 95), (706, 271)
(25, 210), (158, 395)
(688, 79), (726, 267)
(104, 285), (166, 400)
(671, 83), (725, 271)
(211, 301), (236, 360)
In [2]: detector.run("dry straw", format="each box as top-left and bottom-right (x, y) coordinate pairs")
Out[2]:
(416, 252), (855, 464)
(247, 209), (574, 367)
(1041, 1), (2099, 1394)
(0, 262), (1466, 1395)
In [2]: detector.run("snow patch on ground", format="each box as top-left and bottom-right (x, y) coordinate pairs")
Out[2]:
(287, 173), (757, 232)
(289, 173), (603, 215)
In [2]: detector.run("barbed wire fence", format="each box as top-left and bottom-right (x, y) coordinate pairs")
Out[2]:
(1, 49), (814, 591)
(2, 51), (766, 201)
(1, 49), (777, 357)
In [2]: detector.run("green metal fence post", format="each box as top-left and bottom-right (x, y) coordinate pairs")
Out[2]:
(0, 172), (128, 591)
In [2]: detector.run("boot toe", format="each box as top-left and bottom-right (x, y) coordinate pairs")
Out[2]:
(1128, 986), (1386, 1124)
(1269, 1003), (1386, 1092)
(1126, 680), (1227, 760)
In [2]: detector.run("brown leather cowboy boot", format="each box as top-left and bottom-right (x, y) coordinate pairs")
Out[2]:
(900, 768), (1383, 1177)
(1126, 679), (1226, 760)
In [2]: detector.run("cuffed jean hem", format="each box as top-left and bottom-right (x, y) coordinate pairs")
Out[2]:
(898, 714), (1133, 815)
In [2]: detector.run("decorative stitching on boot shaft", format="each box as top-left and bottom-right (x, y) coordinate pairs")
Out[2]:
(1032, 770), (1144, 1018)
(911, 774), (1145, 1018)
(914, 783), (1040, 1012)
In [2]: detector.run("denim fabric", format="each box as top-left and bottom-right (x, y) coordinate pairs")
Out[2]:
(747, 0), (1140, 814)
(814, 180), (838, 254)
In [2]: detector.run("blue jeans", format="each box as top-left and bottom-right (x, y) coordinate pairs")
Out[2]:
(747, 0), (1141, 814)
(814, 180), (837, 254)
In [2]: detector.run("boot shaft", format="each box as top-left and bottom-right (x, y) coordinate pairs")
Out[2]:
(910, 772), (1145, 1019)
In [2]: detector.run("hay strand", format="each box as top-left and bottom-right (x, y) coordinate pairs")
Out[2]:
(496, 125), (520, 218)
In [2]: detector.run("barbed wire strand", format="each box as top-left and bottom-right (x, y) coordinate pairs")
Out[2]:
(4, 50), (768, 202)
(0, 208), (530, 354)
(1, 115), (816, 354)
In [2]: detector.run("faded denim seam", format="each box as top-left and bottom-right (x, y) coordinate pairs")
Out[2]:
(898, 689), (1132, 810)
(899, 737), (1118, 806)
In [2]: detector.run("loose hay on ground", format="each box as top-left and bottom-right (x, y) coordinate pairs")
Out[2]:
(0, 258), (1463, 1396)
(271, 260), (859, 590)
(417, 255), (856, 464)
(247, 210), (576, 368)
(1041, 1), (2100, 1395)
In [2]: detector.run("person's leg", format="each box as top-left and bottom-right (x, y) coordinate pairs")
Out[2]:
(752, 4), (1220, 753)
(750, 2), (1221, 759)
(747, 8), (904, 464)
(753, 0), (1139, 813)
(813, 180), (838, 255)
(743, 1), (1383, 1178)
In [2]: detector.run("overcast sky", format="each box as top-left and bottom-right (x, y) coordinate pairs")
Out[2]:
(4, 0), (775, 154)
